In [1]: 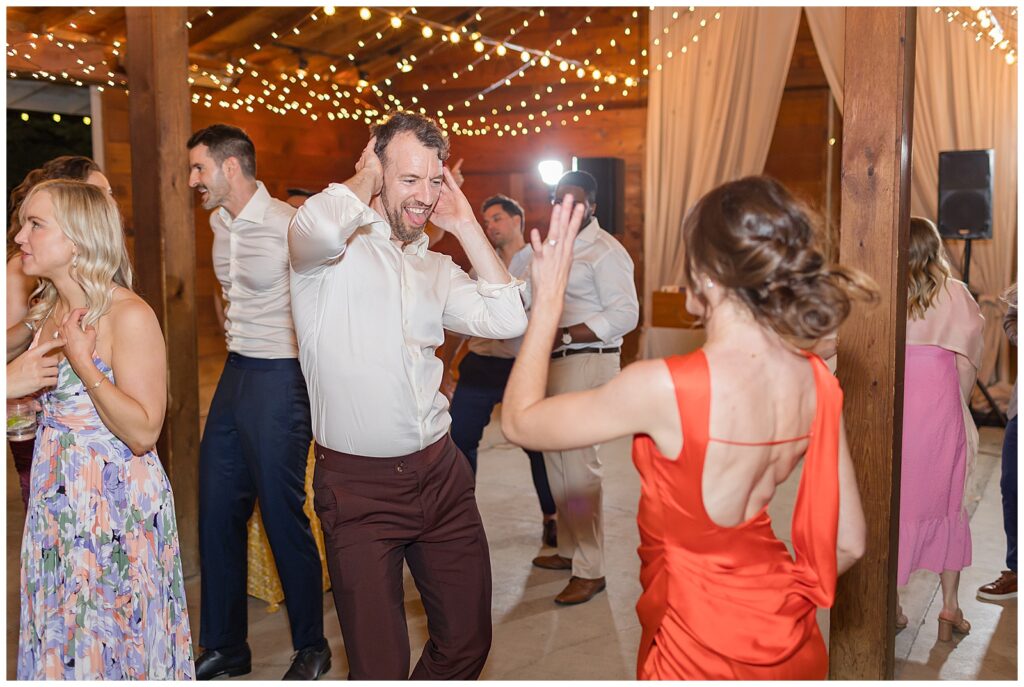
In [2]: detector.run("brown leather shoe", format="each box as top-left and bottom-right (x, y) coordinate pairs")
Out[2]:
(555, 576), (606, 605)
(978, 570), (1017, 600)
(532, 553), (572, 570)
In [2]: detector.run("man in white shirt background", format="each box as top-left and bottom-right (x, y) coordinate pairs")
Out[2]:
(288, 112), (527, 679)
(530, 170), (640, 606)
(445, 194), (558, 548)
(186, 125), (329, 681)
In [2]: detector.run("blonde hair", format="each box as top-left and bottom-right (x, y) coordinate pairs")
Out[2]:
(7, 156), (102, 261)
(906, 217), (952, 321)
(20, 179), (133, 329)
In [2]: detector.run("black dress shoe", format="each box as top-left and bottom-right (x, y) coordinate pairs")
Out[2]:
(283, 640), (332, 680)
(196, 643), (252, 680)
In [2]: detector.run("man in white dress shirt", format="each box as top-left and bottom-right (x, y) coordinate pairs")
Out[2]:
(530, 170), (640, 605)
(186, 125), (329, 680)
(288, 112), (527, 680)
(446, 195), (558, 546)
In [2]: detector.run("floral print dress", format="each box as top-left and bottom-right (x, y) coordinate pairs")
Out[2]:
(18, 346), (195, 680)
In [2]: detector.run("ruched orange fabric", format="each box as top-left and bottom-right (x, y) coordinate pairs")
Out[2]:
(632, 350), (841, 680)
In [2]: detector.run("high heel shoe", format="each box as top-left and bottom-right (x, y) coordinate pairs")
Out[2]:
(937, 609), (971, 641)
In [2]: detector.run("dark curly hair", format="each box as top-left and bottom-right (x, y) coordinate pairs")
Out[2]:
(683, 176), (878, 347)
(8, 155), (102, 260)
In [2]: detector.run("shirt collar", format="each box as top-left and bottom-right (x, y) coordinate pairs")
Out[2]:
(401, 231), (431, 257)
(217, 181), (273, 226)
(576, 217), (602, 244)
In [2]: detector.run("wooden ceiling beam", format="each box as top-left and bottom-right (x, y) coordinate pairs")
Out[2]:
(198, 7), (316, 59)
(187, 7), (253, 48)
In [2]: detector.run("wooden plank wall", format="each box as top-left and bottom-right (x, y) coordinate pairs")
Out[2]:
(101, 89), (367, 339)
(100, 90), (647, 359)
(99, 12), (835, 369)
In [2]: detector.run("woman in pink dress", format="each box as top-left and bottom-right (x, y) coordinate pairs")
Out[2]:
(897, 217), (984, 641)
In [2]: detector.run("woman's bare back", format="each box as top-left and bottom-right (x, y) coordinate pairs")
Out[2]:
(699, 343), (818, 528)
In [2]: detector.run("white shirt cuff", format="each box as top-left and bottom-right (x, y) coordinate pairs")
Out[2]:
(584, 313), (615, 342)
(476, 277), (526, 298)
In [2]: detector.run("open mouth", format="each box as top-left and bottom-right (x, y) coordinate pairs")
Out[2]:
(403, 206), (430, 227)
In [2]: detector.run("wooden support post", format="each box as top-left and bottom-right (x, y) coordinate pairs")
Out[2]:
(829, 7), (916, 679)
(125, 7), (200, 578)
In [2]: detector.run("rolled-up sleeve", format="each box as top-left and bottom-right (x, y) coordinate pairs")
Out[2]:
(585, 248), (640, 342)
(288, 183), (379, 274)
(442, 261), (527, 338)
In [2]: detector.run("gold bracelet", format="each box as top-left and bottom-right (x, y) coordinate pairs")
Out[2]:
(85, 376), (106, 391)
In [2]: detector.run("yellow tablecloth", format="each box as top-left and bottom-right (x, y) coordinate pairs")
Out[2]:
(246, 446), (331, 611)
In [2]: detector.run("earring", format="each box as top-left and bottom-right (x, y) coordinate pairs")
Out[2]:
(705, 279), (714, 290)
(72, 253), (79, 269)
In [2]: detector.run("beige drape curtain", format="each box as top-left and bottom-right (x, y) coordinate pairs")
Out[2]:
(642, 6), (801, 358)
(912, 8), (1018, 396)
(798, 8), (1017, 397)
(804, 7), (845, 115)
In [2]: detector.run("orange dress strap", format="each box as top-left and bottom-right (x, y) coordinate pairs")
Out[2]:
(788, 351), (841, 608)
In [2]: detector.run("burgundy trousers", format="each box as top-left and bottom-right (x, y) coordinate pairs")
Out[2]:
(9, 439), (33, 508)
(312, 435), (492, 680)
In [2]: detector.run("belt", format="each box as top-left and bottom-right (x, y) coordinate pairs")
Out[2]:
(551, 346), (621, 359)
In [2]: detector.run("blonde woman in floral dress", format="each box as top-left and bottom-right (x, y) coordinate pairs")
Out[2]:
(14, 179), (194, 679)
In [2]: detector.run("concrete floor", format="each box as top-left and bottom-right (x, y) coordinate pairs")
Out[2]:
(7, 404), (1016, 680)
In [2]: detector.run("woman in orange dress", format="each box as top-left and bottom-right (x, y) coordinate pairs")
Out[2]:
(503, 177), (873, 679)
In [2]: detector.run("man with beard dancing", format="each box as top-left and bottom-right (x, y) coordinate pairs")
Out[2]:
(288, 112), (527, 679)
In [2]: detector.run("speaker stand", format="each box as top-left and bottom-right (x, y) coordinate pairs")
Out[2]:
(962, 238), (973, 288)
(960, 237), (1007, 427)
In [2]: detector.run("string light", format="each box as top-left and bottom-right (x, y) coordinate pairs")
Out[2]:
(939, 6), (1016, 62)
(10, 7), (654, 135)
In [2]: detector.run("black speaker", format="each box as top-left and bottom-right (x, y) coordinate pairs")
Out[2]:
(575, 157), (625, 235)
(938, 149), (994, 240)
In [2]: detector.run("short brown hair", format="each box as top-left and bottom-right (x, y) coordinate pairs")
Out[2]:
(371, 112), (449, 167)
(187, 124), (257, 179)
(683, 176), (877, 346)
(481, 194), (524, 223)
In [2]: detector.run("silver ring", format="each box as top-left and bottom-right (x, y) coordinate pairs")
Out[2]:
(547, 239), (558, 246)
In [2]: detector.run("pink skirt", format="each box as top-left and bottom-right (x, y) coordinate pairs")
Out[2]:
(898, 345), (971, 585)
